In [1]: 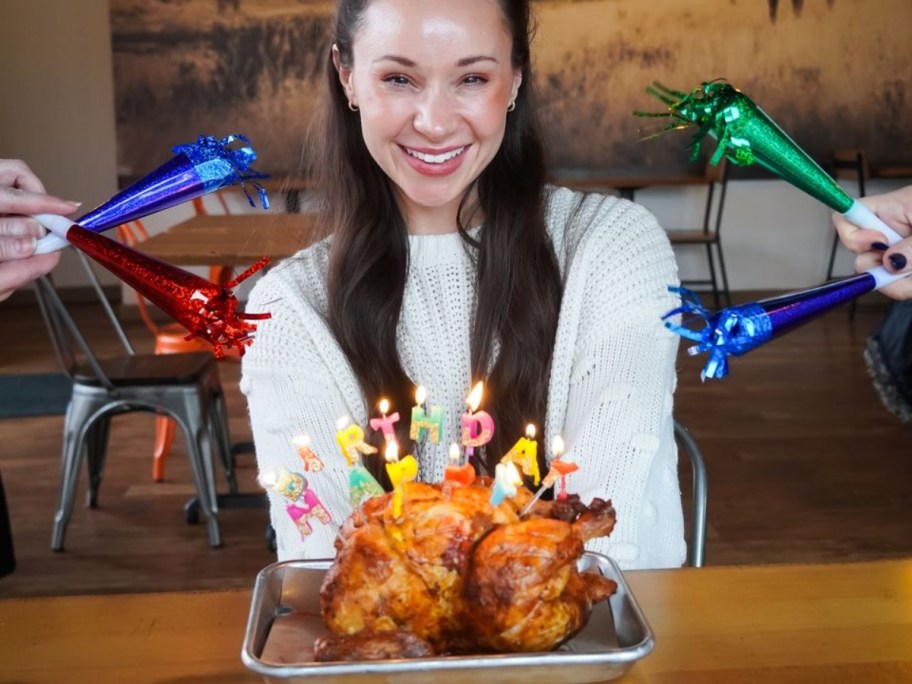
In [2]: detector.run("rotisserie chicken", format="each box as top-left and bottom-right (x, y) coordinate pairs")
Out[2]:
(316, 480), (617, 660)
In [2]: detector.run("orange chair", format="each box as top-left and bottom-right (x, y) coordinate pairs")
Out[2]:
(117, 194), (242, 481)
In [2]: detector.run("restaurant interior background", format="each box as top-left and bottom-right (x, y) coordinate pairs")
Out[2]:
(2, 0), (911, 297)
(1, 0), (911, 598)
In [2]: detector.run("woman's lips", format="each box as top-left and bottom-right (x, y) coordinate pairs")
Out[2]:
(400, 144), (469, 177)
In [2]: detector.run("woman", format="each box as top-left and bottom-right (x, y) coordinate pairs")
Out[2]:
(241, 0), (686, 569)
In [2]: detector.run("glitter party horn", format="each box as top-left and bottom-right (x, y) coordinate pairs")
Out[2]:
(667, 267), (910, 380)
(636, 80), (903, 244)
(35, 134), (269, 254)
(35, 215), (270, 357)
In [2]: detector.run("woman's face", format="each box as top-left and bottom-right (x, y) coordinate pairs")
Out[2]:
(336, 0), (521, 231)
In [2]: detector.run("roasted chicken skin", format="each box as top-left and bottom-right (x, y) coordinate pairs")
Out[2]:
(318, 481), (617, 658)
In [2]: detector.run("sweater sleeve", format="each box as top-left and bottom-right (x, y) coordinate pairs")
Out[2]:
(556, 196), (686, 569)
(240, 259), (365, 561)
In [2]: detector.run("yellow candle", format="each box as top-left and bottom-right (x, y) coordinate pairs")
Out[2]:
(384, 441), (418, 518)
(502, 424), (540, 485)
(335, 416), (377, 467)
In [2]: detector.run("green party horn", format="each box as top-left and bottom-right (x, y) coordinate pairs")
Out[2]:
(636, 80), (902, 244)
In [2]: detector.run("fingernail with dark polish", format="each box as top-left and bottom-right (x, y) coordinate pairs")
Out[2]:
(889, 253), (907, 270)
(871, 242), (889, 251)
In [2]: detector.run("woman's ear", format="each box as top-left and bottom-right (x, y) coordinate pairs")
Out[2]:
(510, 69), (523, 104)
(332, 44), (355, 102)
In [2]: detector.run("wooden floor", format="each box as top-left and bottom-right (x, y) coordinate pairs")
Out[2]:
(1, 298), (910, 598)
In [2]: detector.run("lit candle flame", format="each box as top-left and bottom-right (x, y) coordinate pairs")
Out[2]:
(292, 434), (311, 449)
(336, 415), (352, 431)
(415, 385), (427, 406)
(525, 424), (536, 440)
(551, 435), (565, 459)
(466, 381), (484, 412)
(257, 470), (278, 488)
(378, 398), (390, 415)
(448, 442), (461, 465)
(384, 440), (399, 463)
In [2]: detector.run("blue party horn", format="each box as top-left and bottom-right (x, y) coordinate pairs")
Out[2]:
(35, 134), (269, 254)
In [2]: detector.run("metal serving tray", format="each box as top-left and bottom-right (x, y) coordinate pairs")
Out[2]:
(241, 552), (654, 684)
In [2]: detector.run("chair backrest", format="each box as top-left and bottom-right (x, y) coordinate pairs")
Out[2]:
(673, 419), (708, 567)
(832, 149), (868, 198)
(33, 254), (134, 392)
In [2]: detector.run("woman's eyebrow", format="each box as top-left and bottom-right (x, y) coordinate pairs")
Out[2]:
(372, 55), (499, 67)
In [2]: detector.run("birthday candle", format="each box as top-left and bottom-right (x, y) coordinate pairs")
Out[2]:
(348, 466), (384, 508)
(384, 441), (419, 518)
(461, 382), (495, 459)
(335, 416), (378, 466)
(292, 435), (324, 472)
(551, 460), (579, 500)
(410, 386), (445, 443)
(444, 442), (476, 488)
(520, 436), (564, 516)
(285, 488), (333, 539)
(502, 424), (541, 485)
(369, 398), (400, 445)
(258, 468), (306, 501)
(489, 461), (523, 507)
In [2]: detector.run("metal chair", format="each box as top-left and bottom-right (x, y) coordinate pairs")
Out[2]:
(673, 419), (708, 567)
(33, 254), (236, 550)
(667, 158), (731, 309)
(116, 213), (241, 482)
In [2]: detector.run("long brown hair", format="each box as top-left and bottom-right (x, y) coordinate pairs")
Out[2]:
(310, 0), (561, 484)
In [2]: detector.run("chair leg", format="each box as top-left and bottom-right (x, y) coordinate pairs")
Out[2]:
(715, 241), (733, 307)
(85, 415), (111, 509)
(51, 401), (95, 551)
(174, 393), (222, 547)
(705, 243), (721, 310)
(210, 389), (237, 494)
(152, 415), (176, 482)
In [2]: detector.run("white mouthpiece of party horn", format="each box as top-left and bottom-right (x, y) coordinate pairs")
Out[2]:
(844, 200), (904, 245)
(31, 214), (77, 254)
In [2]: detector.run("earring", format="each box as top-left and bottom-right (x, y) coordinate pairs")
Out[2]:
(506, 100), (516, 113)
(348, 101), (359, 112)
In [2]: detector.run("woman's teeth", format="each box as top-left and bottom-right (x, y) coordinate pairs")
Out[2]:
(406, 146), (465, 164)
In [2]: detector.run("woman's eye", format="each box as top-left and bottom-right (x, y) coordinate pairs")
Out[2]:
(384, 75), (411, 87)
(463, 74), (489, 86)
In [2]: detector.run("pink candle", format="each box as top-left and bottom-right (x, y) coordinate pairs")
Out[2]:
(460, 381), (495, 459)
(369, 398), (400, 444)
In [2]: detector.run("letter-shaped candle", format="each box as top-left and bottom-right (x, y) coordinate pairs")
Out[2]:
(335, 416), (378, 466)
(410, 386), (445, 443)
(490, 461), (523, 506)
(349, 466), (384, 508)
(369, 398), (400, 444)
(285, 488), (332, 539)
(444, 442), (476, 487)
(551, 460), (580, 500)
(384, 441), (418, 518)
(502, 424), (541, 485)
(460, 381), (495, 458)
(292, 435), (325, 472)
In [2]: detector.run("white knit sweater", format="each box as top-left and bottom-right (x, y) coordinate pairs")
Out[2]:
(240, 186), (686, 569)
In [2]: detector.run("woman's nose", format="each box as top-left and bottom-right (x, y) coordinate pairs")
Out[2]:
(413, 88), (456, 140)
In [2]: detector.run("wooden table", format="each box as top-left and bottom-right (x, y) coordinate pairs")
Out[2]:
(1, 559), (909, 683)
(259, 177), (315, 213)
(139, 213), (323, 266)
